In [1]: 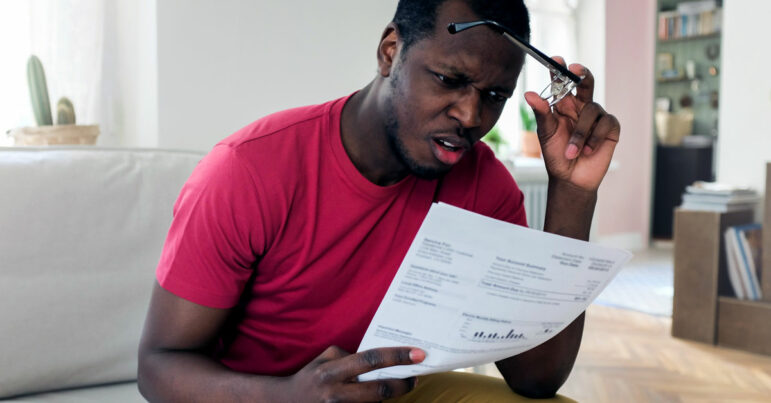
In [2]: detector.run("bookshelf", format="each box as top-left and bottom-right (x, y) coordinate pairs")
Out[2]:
(651, 0), (723, 239)
(671, 163), (771, 356)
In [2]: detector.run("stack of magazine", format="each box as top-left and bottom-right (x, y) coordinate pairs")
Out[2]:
(680, 181), (759, 213)
(724, 223), (763, 300)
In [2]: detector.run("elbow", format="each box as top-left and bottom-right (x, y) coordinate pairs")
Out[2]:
(498, 364), (571, 399)
(510, 383), (561, 399)
(136, 347), (158, 401)
(506, 379), (564, 399)
(136, 355), (150, 400)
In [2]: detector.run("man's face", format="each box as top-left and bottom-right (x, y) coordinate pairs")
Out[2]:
(383, 0), (525, 179)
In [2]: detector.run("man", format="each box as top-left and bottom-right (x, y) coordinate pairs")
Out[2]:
(138, 0), (620, 401)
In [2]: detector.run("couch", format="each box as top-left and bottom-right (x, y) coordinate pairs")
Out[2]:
(0, 147), (204, 401)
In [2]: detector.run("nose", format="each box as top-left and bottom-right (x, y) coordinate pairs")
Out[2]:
(447, 87), (482, 130)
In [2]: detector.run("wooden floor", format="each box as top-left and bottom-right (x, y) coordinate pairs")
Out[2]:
(474, 305), (771, 402)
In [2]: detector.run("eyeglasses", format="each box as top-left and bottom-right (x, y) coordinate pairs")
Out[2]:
(448, 20), (583, 107)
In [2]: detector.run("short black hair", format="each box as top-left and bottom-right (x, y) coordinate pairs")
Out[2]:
(392, 0), (531, 52)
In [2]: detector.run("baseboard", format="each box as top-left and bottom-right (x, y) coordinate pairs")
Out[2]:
(593, 232), (647, 251)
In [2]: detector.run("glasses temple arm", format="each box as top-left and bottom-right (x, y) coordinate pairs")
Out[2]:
(447, 21), (582, 84)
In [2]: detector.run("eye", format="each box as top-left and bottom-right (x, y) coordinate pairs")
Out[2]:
(485, 90), (508, 105)
(434, 73), (463, 88)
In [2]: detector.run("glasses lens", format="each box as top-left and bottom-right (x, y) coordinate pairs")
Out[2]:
(539, 75), (579, 106)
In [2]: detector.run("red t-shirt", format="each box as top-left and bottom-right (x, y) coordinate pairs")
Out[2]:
(156, 94), (527, 376)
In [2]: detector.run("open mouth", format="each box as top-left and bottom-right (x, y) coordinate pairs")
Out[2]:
(435, 138), (462, 152)
(431, 136), (468, 165)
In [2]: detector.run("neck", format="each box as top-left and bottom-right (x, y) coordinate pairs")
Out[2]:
(341, 81), (409, 186)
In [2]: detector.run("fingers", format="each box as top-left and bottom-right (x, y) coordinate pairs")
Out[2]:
(548, 56), (567, 82)
(333, 377), (418, 402)
(304, 346), (423, 402)
(316, 346), (425, 382)
(524, 91), (558, 139)
(566, 102), (604, 159)
(570, 63), (594, 104)
(548, 56), (594, 108)
(584, 113), (621, 157)
(566, 102), (621, 160)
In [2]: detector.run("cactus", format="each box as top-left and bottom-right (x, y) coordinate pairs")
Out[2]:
(56, 97), (76, 125)
(27, 55), (53, 126)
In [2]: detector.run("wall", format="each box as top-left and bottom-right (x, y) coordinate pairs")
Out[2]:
(156, 0), (398, 152)
(576, 0), (605, 106)
(594, 0), (656, 250)
(109, 0), (158, 148)
(716, 2), (771, 194)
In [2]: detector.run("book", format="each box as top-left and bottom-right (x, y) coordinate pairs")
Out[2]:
(724, 228), (748, 299)
(677, 0), (717, 15)
(685, 181), (756, 196)
(681, 201), (756, 213)
(681, 193), (760, 205)
(680, 182), (759, 212)
(725, 224), (763, 300)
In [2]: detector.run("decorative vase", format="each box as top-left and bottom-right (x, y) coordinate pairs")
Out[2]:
(8, 125), (100, 146)
(655, 110), (693, 146)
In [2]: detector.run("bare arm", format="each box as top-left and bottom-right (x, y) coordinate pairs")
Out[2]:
(138, 282), (424, 402)
(495, 181), (594, 398)
(495, 58), (620, 398)
(137, 283), (281, 402)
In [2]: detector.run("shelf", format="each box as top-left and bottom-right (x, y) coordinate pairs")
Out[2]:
(658, 32), (721, 43)
(717, 297), (771, 355)
(657, 77), (690, 84)
(671, 162), (771, 357)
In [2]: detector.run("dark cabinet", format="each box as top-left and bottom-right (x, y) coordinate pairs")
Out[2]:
(652, 144), (714, 238)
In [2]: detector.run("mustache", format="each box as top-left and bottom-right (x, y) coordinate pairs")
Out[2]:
(431, 128), (475, 142)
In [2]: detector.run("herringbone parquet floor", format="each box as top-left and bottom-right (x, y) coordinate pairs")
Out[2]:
(474, 304), (771, 402)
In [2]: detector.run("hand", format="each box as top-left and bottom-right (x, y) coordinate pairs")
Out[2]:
(281, 345), (425, 402)
(525, 57), (620, 192)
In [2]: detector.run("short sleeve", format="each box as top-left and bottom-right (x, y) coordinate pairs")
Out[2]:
(156, 144), (268, 309)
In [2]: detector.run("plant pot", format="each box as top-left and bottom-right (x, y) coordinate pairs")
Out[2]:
(8, 125), (100, 146)
(520, 130), (542, 158)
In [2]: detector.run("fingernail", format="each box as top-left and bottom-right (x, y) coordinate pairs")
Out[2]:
(565, 144), (579, 159)
(409, 349), (426, 362)
(582, 145), (593, 156)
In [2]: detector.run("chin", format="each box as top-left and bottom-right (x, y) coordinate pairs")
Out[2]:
(409, 167), (445, 180)
(405, 158), (450, 180)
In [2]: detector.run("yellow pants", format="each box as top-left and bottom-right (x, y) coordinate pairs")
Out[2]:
(386, 372), (576, 403)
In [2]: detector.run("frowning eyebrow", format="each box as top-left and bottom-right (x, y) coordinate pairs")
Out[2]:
(433, 62), (515, 97)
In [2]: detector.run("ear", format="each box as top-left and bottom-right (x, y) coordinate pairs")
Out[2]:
(377, 23), (400, 77)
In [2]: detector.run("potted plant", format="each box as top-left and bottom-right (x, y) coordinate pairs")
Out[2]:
(519, 103), (541, 158)
(482, 125), (506, 155)
(7, 55), (99, 145)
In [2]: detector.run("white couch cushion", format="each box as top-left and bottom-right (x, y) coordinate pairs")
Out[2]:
(6, 382), (142, 402)
(0, 147), (203, 399)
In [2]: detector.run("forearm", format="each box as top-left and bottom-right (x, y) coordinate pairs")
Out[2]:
(137, 349), (284, 403)
(495, 313), (584, 398)
(495, 180), (597, 397)
(542, 179), (597, 241)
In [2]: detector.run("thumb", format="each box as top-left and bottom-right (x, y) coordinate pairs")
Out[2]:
(524, 91), (558, 139)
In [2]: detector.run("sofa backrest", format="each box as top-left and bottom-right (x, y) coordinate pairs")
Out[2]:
(0, 147), (204, 398)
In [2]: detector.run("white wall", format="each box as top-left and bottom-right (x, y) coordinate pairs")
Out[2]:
(109, 0), (158, 148)
(716, 2), (771, 193)
(156, 0), (398, 152)
(576, 0), (605, 107)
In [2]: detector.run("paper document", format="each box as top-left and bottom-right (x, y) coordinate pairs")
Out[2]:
(358, 203), (632, 380)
